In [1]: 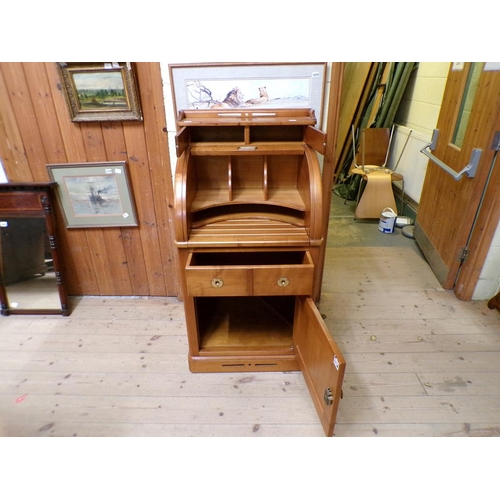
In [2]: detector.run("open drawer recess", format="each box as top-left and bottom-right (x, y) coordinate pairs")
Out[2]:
(185, 250), (314, 297)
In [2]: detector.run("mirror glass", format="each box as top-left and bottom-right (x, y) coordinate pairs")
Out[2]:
(0, 216), (62, 312)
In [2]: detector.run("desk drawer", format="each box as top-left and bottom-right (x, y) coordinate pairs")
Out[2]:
(185, 261), (250, 296)
(185, 251), (314, 297)
(253, 252), (314, 296)
(0, 191), (45, 211)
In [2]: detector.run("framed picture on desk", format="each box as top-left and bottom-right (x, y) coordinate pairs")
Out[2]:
(168, 62), (327, 126)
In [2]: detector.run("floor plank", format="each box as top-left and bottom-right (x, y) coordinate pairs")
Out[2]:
(1, 197), (499, 438)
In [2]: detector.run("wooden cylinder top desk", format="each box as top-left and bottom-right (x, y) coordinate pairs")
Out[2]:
(173, 108), (345, 436)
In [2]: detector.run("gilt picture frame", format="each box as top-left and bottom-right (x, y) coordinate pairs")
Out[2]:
(168, 62), (327, 126)
(57, 62), (143, 122)
(47, 161), (138, 228)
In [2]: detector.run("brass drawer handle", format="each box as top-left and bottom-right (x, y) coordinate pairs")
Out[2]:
(277, 277), (290, 287)
(211, 277), (224, 288)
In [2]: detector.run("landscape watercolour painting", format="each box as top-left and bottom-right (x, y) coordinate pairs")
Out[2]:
(72, 71), (128, 111)
(57, 63), (142, 122)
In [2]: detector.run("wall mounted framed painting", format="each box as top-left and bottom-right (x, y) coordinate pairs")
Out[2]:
(47, 161), (138, 228)
(168, 62), (327, 127)
(57, 62), (142, 122)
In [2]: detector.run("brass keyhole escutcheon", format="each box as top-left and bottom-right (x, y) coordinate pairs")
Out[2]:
(211, 277), (224, 288)
(277, 277), (290, 287)
(324, 387), (333, 406)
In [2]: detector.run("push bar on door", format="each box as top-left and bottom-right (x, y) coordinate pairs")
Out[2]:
(420, 129), (482, 181)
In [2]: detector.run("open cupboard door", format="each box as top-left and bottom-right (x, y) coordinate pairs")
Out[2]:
(294, 297), (346, 436)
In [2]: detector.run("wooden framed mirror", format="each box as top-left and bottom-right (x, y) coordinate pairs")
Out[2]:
(0, 183), (70, 316)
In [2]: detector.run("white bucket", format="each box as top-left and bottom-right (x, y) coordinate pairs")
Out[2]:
(378, 207), (397, 233)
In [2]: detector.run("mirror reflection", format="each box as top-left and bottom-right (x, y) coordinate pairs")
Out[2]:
(0, 216), (62, 312)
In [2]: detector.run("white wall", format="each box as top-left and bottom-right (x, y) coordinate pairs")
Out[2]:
(0, 159), (7, 183)
(159, 63), (178, 179)
(476, 225), (500, 299)
(389, 62), (449, 203)
(395, 62), (450, 136)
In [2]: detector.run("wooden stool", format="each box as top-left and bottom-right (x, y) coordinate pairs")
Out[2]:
(488, 292), (500, 313)
(351, 167), (404, 219)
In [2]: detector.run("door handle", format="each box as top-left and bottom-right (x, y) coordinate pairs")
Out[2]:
(420, 129), (482, 181)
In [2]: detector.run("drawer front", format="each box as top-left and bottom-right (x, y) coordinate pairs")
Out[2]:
(253, 264), (314, 296)
(185, 251), (314, 297)
(185, 267), (251, 296)
(0, 191), (45, 212)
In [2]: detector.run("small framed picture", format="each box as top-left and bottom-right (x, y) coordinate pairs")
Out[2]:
(47, 161), (138, 228)
(57, 62), (142, 122)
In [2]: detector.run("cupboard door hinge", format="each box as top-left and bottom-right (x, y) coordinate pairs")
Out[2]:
(323, 387), (333, 406)
(458, 247), (469, 263)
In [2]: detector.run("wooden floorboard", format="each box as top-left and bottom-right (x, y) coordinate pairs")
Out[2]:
(1, 244), (499, 438)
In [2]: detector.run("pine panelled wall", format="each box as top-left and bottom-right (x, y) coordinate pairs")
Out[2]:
(0, 62), (180, 297)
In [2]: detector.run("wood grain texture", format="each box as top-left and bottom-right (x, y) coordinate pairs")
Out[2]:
(0, 62), (178, 297)
(416, 63), (500, 295)
(1, 244), (498, 437)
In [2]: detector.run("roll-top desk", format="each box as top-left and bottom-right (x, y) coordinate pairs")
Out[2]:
(173, 108), (345, 436)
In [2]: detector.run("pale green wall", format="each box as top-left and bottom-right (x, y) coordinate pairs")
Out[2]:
(387, 63), (450, 202)
(395, 62), (449, 134)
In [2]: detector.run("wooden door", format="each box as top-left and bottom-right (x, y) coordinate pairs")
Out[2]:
(414, 63), (500, 298)
(293, 297), (346, 437)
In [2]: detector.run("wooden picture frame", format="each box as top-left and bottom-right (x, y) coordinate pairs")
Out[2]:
(47, 161), (138, 228)
(168, 62), (327, 126)
(57, 62), (142, 122)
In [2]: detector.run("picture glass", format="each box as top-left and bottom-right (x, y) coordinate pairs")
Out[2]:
(169, 63), (326, 125)
(184, 77), (312, 110)
(62, 174), (123, 217)
(72, 71), (128, 111)
(47, 162), (138, 228)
